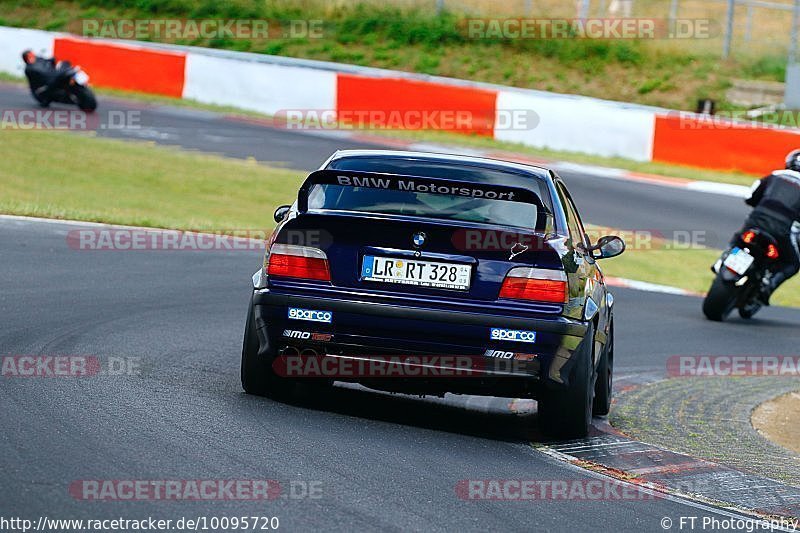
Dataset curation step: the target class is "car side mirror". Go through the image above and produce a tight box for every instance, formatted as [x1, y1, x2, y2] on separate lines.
[274, 205, 291, 223]
[590, 235, 625, 260]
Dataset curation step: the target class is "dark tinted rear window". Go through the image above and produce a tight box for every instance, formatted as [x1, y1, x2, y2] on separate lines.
[324, 157, 554, 231]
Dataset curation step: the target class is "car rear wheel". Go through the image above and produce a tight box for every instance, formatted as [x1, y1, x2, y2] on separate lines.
[538, 323, 594, 439]
[592, 321, 613, 417]
[241, 296, 293, 398]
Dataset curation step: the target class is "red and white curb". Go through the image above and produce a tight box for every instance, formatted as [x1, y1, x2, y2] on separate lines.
[605, 276, 704, 297]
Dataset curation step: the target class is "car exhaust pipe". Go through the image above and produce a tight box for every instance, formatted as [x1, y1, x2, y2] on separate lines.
[282, 346, 300, 357]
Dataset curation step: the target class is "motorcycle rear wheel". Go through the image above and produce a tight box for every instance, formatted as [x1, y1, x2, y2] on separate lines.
[72, 85, 97, 112]
[703, 276, 737, 322]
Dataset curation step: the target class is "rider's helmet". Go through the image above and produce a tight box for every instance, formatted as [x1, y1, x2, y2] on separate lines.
[21, 50, 36, 64]
[785, 149, 800, 172]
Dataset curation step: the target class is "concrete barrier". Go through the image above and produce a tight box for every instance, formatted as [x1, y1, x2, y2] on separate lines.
[183, 52, 336, 115]
[653, 113, 800, 175]
[495, 89, 656, 162]
[0, 27, 54, 78]
[53, 36, 186, 97]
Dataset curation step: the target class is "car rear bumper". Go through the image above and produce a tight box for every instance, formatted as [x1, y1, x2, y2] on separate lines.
[252, 287, 591, 397]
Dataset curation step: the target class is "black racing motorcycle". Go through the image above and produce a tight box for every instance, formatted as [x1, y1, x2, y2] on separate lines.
[26, 60, 97, 112]
[702, 228, 781, 321]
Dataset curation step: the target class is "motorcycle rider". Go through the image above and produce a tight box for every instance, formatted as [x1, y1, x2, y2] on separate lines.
[742, 150, 800, 306]
[22, 49, 67, 107]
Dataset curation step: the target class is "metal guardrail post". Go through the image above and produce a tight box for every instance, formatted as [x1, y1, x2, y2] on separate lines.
[578, 0, 590, 19]
[745, 1, 753, 42]
[784, 0, 800, 108]
[791, 0, 800, 64]
[723, 0, 735, 58]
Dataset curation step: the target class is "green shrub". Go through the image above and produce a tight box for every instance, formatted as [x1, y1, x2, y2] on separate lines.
[414, 53, 441, 74]
[742, 56, 786, 82]
[638, 78, 662, 94]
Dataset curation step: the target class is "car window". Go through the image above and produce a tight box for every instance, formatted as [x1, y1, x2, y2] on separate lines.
[308, 183, 551, 231]
[556, 183, 589, 249]
[319, 157, 556, 232]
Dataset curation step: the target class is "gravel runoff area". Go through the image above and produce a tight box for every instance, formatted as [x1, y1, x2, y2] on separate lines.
[610, 377, 800, 487]
[752, 391, 800, 456]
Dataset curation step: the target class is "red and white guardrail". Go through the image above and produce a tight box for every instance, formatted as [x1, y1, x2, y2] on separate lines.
[2, 25, 798, 176]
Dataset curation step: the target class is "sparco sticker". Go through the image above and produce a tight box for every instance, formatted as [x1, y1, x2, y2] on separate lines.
[490, 328, 537, 343]
[288, 307, 333, 323]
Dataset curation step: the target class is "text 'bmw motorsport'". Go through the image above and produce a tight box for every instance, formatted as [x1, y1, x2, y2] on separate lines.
[336, 175, 516, 200]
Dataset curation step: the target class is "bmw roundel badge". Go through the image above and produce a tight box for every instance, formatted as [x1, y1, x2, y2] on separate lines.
[412, 231, 427, 248]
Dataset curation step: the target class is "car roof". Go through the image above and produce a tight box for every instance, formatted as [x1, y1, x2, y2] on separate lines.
[327, 150, 554, 181]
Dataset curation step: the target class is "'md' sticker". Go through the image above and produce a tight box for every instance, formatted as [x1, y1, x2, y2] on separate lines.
[490, 328, 536, 343]
[288, 307, 333, 323]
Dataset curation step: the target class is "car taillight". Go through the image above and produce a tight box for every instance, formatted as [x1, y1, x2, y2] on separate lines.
[767, 244, 780, 260]
[266, 244, 330, 281]
[742, 231, 756, 244]
[499, 267, 568, 303]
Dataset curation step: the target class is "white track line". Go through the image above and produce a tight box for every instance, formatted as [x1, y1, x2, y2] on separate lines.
[605, 276, 703, 297]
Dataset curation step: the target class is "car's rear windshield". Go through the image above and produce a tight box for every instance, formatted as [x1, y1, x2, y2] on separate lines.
[315, 157, 554, 231]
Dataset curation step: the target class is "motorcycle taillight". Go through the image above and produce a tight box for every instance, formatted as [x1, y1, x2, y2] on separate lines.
[767, 244, 780, 260]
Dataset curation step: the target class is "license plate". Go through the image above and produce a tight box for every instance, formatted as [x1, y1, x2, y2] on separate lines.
[73, 71, 89, 86]
[361, 255, 472, 290]
[724, 247, 754, 275]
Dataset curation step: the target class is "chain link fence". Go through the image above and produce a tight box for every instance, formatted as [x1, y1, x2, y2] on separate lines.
[348, 0, 798, 61]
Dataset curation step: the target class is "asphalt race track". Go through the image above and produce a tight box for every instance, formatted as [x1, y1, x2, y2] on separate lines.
[2, 84, 800, 531]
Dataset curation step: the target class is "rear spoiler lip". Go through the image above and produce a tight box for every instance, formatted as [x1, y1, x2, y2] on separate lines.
[297, 169, 549, 213]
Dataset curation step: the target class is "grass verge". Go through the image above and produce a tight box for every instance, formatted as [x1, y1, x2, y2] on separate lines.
[2, 128, 796, 307]
[0, 129, 304, 229]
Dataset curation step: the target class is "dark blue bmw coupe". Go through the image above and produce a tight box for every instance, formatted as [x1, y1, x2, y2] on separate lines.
[242, 150, 624, 438]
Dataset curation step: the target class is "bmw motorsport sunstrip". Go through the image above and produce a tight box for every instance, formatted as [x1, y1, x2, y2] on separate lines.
[242, 150, 625, 438]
